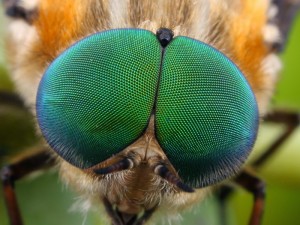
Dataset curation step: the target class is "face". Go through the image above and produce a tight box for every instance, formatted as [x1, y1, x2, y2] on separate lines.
[1, 0, 286, 224]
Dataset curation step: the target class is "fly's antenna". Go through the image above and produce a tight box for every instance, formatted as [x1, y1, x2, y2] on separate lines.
[153, 164, 194, 193]
[94, 158, 134, 175]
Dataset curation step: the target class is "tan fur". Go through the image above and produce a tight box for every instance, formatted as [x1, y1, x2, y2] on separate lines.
[4, 0, 282, 223]
[5, 0, 281, 113]
[60, 117, 208, 218]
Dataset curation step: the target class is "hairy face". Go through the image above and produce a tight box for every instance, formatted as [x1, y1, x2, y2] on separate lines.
[3, 0, 284, 224]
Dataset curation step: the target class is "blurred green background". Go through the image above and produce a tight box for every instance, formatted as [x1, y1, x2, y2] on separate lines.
[0, 5, 300, 225]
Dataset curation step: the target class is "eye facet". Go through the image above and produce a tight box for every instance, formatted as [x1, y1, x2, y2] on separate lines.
[36, 29, 161, 168]
[155, 36, 258, 188]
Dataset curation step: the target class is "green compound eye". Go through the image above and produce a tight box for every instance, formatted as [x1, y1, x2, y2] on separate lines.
[37, 29, 161, 168]
[156, 37, 258, 187]
[37, 28, 258, 188]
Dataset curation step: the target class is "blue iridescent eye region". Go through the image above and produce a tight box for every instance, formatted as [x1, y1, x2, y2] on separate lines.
[37, 29, 161, 168]
[36, 28, 258, 188]
[156, 36, 258, 187]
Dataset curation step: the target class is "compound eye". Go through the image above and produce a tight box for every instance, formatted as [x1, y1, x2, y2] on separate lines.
[36, 29, 161, 168]
[155, 37, 259, 188]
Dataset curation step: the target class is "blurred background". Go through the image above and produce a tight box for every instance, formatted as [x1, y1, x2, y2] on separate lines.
[0, 4, 300, 225]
